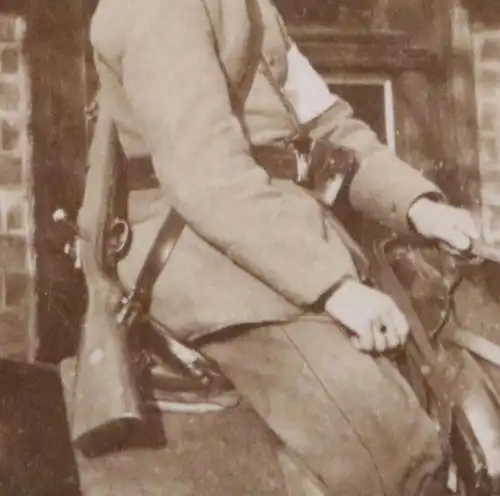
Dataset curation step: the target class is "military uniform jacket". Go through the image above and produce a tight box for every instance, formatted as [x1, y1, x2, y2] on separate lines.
[85, 0, 441, 339]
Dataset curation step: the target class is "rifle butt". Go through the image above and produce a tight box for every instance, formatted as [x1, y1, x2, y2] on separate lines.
[66, 297, 145, 456]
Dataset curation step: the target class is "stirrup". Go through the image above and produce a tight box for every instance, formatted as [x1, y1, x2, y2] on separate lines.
[137, 350, 240, 414]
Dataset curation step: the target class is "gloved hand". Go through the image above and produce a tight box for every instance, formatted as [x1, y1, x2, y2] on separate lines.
[407, 197, 480, 251]
[325, 198, 480, 354]
[325, 279, 409, 353]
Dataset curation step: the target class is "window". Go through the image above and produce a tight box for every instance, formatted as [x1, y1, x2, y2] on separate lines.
[323, 74, 396, 244]
[326, 74, 396, 152]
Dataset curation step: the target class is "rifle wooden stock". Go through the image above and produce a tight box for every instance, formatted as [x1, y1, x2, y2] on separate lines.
[70, 276, 144, 454]
[63, 108, 145, 454]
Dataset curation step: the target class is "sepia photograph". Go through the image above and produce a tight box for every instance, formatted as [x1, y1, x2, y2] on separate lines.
[1, 0, 500, 494]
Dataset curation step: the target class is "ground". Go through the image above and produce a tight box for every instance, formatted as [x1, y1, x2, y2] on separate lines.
[0, 360, 287, 496]
[56, 354, 289, 496]
[75, 405, 287, 496]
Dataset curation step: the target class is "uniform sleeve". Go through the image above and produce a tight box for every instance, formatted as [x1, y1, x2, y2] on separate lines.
[276, 41, 442, 233]
[306, 98, 443, 232]
[121, 0, 358, 306]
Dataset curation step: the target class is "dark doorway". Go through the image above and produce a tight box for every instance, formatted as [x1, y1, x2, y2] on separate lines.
[28, 0, 96, 363]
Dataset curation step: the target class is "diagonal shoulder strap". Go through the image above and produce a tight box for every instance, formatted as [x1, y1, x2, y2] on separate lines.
[123, 208, 185, 310]
[445, 329, 500, 369]
[130, 0, 264, 305]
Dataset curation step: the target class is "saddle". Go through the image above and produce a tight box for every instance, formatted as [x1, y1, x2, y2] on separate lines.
[374, 235, 500, 495]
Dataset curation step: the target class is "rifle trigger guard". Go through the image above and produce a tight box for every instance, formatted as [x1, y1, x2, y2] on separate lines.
[107, 217, 131, 260]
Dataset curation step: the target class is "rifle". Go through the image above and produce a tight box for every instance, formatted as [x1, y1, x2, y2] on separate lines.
[62, 109, 144, 454]
[60, 105, 226, 456]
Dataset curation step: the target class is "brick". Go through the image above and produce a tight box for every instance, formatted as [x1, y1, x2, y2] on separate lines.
[6, 203, 24, 232]
[480, 136, 499, 164]
[0, 235, 27, 272]
[481, 187, 500, 207]
[1, 120, 19, 151]
[0, 81, 19, 112]
[480, 107, 499, 132]
[0, 310, 27, 360]
[0, 16, 16, 42]
[483, 209, 500, 243]
[0, 154, 22, 185]
[5, 198, 24, 233]
[0, 269, 5, 306]
[481, 37, 500, 61]
[485, 202, 500, 215]
[478, 68, 500, 92]
[1, 46, 19, 74]
[5, 272, 28, 307]
[481, 167, 500, 184]
[484, 206, 500, 229]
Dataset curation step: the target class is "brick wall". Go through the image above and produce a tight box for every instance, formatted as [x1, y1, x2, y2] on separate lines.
[0, 13, 36, 360]
[472, 19, 500, 243]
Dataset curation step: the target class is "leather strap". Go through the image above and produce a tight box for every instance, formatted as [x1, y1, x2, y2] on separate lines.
[126, 146, 299, 192]
[373, 238, 459, 440]
[126, 0, 264, 300]
[125, 208, 185, 309]
[324, 213, 371, 283]
[251, 145, 301, 181]
[126, 144, 304, 191]
[446, 329, 500, 369]
[374, 240, 449, 377]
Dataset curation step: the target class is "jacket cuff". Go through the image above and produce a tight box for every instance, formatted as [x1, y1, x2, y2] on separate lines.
[406, 192, 447, 233]
[310, 274, 356, 313]
[306, 100, 445, 234]
[348, 148, 445, 234]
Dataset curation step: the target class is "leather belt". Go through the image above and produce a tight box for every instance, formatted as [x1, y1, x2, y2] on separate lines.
[251, 143, 307, 183]
[125, 141, 309, 192]
[125, 143, 369, 284]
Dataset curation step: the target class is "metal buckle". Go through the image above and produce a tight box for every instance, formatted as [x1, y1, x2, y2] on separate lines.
[293, 148, 309, 182]
[287, 135, 312, 184]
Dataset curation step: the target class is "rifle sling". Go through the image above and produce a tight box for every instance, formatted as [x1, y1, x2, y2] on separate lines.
[126, 208, 185, 308]
[121, 0, 266, 309]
